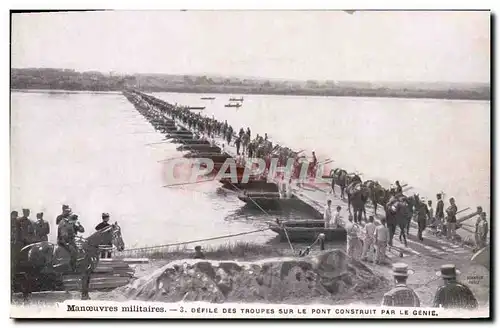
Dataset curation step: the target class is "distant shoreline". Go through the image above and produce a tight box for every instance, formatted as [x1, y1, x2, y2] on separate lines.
[10, 86, 490, 101]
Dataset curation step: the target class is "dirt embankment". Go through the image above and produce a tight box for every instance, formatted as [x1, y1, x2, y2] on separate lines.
[109, 250, 388, 305]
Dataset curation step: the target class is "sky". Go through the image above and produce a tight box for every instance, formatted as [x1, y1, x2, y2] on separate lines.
[11, 10, 490, 83]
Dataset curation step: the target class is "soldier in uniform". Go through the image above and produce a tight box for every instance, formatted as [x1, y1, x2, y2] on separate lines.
[433, 264, 478, 309]
[56, 205, 72, 225]
[395, 180, 403, 194]
[381, 263, 420, 307]
[17, 208, 35, 248]
[33, 212, 50, 242]
[435, 193, 445, 234]
[416, 198, 429, 241]
[474, 212, 489, 251]
[57, 213, 85, 272]
[95, 213, 112, 258]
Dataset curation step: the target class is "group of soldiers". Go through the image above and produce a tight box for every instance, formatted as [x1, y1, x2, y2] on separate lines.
[11, 204, 114, 272]
[140, 97, 317, 179]
[382, 262, 479, 309]
[323, 187, 489, 267]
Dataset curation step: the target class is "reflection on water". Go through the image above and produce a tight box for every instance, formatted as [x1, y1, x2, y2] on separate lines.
[10, 91, 490, 248]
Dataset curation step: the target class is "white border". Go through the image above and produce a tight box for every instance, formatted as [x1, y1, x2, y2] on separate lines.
[1, 1, 496, 327]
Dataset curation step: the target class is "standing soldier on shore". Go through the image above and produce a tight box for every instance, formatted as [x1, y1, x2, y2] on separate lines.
[474, 212, 489, 251]
[345, 214, 360, 259]
[381, 263, 420, 307]
[416, 198, 429, 241]
[446, 198, 458, 240]
[95, 213, 112, 258]
[17, 208, 34, 248]
[374, 218, 390, 265]
[33, 212, 50, 242]
[323, 200, 333, 228]
[433, 264, 478, 309]
[361, 216, 376, 262]
[435, 194, 445, 234]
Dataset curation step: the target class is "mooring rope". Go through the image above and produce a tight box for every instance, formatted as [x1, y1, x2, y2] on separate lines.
[119, 227, 271, 254]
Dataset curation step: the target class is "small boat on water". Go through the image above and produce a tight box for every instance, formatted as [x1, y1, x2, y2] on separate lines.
[237, 190, 299, 209]
[165, 133, 195, 140]
[177, 144, 221, 152]
[201, 97, 216, 100]
[184, 152, 231, 159]
[224, 103, 242, 108]
[186, 106, 206, 110]
[177, 139, 211, 145]
[268, 220, 347, 243]
[229, 97, 243, 102]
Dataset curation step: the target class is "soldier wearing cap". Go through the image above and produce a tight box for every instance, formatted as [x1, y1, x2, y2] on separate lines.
[33, 212, 50, 242]
[381, 263, 420, 307]
[96, 213, 112, 258]
[57, 213, 84, 271]
[474, 212, 488, 251]
[416, 197, 429, 241]
[56, 204, 72, 225]
[433, 264, 478, 309]
[17, 208, 35, 248]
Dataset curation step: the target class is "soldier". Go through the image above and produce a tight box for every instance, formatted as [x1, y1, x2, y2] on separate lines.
[58, 213, 85, 272]
[381, 263, 420, 307]
[95, 213, 112, 258]
[323, 200, 333, 228]
[362, 216, 376, 262]
[56, 204, 72, 225]
[435, 194, 445, 233]
[474, 212, 488, 251]
[395, 181, 403, 194]
[11, 211, 19, 246]
[17, 208, 34, 248]
[416, 198, 429, 241]
[446, 198, 458, 240]
[345, 214, 360, 259]
[33, 212, 50, 242]
[374, 218, 390, 265]
[433, 264, 478, 309]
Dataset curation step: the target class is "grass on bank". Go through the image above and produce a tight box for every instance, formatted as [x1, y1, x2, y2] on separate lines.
[115, 242, 289, 261]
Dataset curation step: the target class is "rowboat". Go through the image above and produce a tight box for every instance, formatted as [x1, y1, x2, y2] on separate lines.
[237, 190, 299, 208]
[177, 144, 221, 152]
[268, 220, 347, 243]
[225, 103, 242, 108]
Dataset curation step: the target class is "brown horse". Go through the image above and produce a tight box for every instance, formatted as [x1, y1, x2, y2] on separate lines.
[14, 222, 124, 301]
[346, 181, 369, 223]
[363, 180, 392, 216]
[330, 168, 352, 199]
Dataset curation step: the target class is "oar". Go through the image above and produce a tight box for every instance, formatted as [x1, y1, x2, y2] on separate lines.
[146, 140, 171, 146]
[457, 207, 471, 216]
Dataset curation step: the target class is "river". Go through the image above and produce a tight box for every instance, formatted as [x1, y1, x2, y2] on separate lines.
[10, 90, 490, 248]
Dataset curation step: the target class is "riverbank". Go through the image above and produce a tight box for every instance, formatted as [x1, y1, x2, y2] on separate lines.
[11, 85, 490, 101]
[106, 243, 489, 307]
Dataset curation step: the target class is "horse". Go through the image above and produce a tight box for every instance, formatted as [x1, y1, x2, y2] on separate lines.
[14, 222, 125, 301]
[385, 196, 412, 247]
[330, 168, 349, 199]
[363, 180, 391, 216]
[346, 181, 369, 223]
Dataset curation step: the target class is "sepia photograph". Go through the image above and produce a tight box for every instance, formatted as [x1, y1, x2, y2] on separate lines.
[9, 8, 491, 319]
